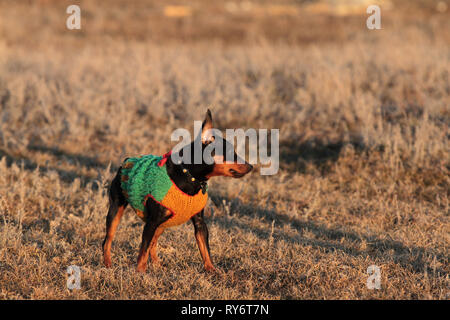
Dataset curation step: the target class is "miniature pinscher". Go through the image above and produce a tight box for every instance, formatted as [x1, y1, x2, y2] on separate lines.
[102, 110, 252, 272]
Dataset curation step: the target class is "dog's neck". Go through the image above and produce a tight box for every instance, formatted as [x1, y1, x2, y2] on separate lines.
[166, 157, 208, 196]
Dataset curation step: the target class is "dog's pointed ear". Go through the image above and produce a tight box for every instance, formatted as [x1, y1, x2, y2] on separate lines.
[201, 109, 214, 144]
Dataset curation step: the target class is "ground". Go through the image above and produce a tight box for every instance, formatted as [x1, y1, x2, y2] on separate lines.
[0, 0, 448, 299]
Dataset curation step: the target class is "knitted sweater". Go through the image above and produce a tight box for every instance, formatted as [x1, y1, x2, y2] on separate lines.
[120, 154, 208, 228]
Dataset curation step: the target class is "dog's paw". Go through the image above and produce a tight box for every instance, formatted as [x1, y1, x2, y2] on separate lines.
[136, 265, 147, 273]
[104, 258, 112, 268]
[204, 264, 217, 273]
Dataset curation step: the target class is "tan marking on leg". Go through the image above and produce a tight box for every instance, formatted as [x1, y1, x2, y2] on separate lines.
[149, 227, 165, 265]
[103, 206, 125, 268]
[136, 226, 165, 272]
[195, 232, 215, 272]
[136, 246, 149, 273]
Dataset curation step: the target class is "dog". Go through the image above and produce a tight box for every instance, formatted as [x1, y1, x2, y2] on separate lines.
[102, 109, 253, 272]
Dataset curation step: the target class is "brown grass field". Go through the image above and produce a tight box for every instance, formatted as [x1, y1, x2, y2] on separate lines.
[0, 0, 449, 299]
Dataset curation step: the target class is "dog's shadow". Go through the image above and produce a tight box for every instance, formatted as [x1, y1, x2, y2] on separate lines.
[279, 135, 368, 174]
[209, 194, 448, 278]
[0, 144, 114, 189]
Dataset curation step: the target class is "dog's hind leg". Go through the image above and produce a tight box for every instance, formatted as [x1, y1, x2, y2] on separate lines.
[102, 168, 128, 268]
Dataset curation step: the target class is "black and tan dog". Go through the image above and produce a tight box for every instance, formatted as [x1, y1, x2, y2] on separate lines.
[102, 110, 252, 272]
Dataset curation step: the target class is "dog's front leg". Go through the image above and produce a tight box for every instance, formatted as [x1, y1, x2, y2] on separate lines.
[191, 211, 216, 272]
[136, 201, 171, 273]
[136, 221, 160, 273]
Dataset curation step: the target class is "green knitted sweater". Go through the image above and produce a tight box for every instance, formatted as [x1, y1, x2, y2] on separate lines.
[120, 155, 172, 212]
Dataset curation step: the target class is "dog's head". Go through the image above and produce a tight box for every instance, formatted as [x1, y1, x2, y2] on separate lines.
[176, 109, 253, 180]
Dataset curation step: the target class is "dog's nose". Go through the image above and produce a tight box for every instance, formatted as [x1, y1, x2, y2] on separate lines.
[246, 163, 253, 172]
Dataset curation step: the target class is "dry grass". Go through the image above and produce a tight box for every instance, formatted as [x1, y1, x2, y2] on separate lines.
[0, 0, 449, 299]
